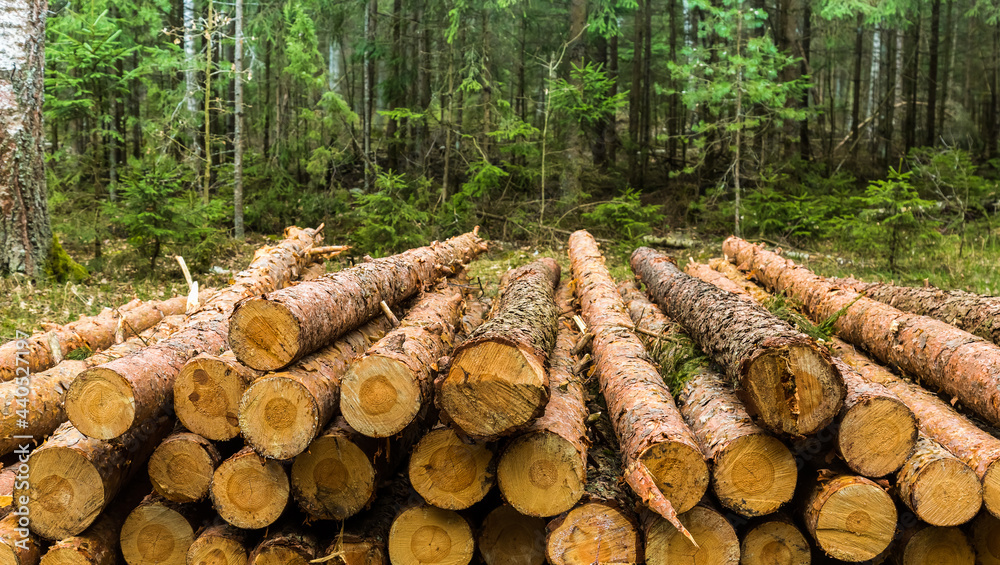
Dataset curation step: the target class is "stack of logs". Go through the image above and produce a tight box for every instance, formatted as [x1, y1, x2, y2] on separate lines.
[2, 227, 1000, 565]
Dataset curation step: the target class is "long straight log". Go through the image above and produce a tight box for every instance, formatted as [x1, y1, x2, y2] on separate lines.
[724, 236, 1000, 431]
[803, 473, 897, 561]
[66, 226, 323, 440]
[568, 231, 708, 520]
[228, 230, 486, 371]
[896, 433, 982, 526]
[174, 350, 263, 441]
[438, 258, 560, 440]
[631, 247, 845, 436]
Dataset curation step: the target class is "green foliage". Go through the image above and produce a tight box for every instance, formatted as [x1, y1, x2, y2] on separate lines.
[582, 188, 664, 240]
[349, 171, 432, 256]
[549, 62, 629, 130]
[44, 235, 89, 283]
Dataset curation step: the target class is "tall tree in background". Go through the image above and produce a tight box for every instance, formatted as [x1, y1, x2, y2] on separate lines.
[0, 0, 53, 276]
[234, 0, 245, 238]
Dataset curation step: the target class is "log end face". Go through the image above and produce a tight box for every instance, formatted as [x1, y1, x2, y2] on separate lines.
[478, 505, 546, 565]
[388, 505, 474, 565]
[972, 511, 1000, 565]
[39, 547, 91, 565]
[984, 462, 1000, 520]
[253, 547, 310, 565]
[341, 356, 421, 438]
[229, 299, 301, 372]
[187, 535, 248, 565]
[838, 397, 918, 477]
[65, 367, 136, 440]
[813, 481, 897, 561]
[211, 454, 289, 530]
[119, 503, 195, 565]
[638, 441, 710, 515]
[408, 428, 494, 511]
[24, 447, 104, 540]
[239, 377, 319, 461]
[739, 521, 811, 565]
[545, 502, 640, 565]
[911, 460, 983, 526]
[497, 432, 585, 518]
[148, 439, 215, 503]
[714, 434, 797, 517]
[174, 358, 244, 441]
[644, 506, 740, 565]
[903, 527, 975, 565]
[290, 434, 375, 521]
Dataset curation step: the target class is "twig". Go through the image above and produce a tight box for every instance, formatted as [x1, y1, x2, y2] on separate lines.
[380, 301, 400, 328]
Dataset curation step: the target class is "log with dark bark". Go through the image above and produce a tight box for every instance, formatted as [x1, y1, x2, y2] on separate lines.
[738, 516, 812, 565]
[247, 525, 318, 565]
[568, 231, 708, 520]
[724, 236, 1000, 433]
[388, 504, 475, 565]
[631, 248, 845, 436]
[147, 431, 221, 503]
[896, 433, 982, 526]
[174, 350, 263, 442]
[497, 281, 587, 518]
[438, 258, 560, 440]
[228, 230, 486, 371]
[341, 280, 466, 438]
[186, 520, 249, 565]
[1, 315, 186, 458]
[66, 226, 323, 440]
[478, 504, 546, 565]
[831, 276, 1000, 346]
[407, 424, 495, 510]
[971, 511, 1000, 565]
[891, 524, 975, 565]
[643, 504, 740, 565]
[238, 317, 391, 460]
[17, 415, 173, 540]
[119, 493, 206, 565]
[802, 472, 897, 561]
[0, 513, 40, 565]
[210, 446, 289, 530]
[290, 415, 420, 520]
[834, 339, 1000, 519]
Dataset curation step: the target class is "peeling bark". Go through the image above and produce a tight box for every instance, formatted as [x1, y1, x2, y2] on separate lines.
[803, 473, 896, 561]
[897, 434, 982, 526]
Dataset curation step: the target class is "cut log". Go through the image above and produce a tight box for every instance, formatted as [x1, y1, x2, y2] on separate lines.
[290, 415, 420, 520]
[247, 526, 318, 565]
[802, 473, 897, 562]
[738, 517, 811, 565]
[830, 276, 1000, 346]
[408, 425, 495, 510]
[620, 278, 796, 518]
[186, 521, 248, 565]
[696, 259, 918, 477]
[228, 230, 486, 371]
[148, 431, 221, 503]
[313, 471, 411, 565]
[631, 247, 845, 436]
[119, 493, 205, 565]
[893, 525, 974, 565]
[210, 446, 289, 530]
[497, 280, 587, 518]
[438, 258, 560, 440]
[341, 281, 466, 438]
[17, 415, 173, 540]
[1, 315, 186, 457]
[238, 317, 391, 460]
[723, 236, 1000, 431]
[388, 504, 474, 565]
[66, 226, 323, 440]
[643, 504, 740, 565]
[896, 433, 982, 526]
[478, 504, 546, 565]
[0, 513, 40, 565]
[545, 500, 642, 565]
[971, 511, 1000, 565]
[568, 231, 708, 517]
[684, 260, 757, 302]
[0, 467, 14, 521]
[174, 351, 263, 442]
[833, 340, 1000, 518]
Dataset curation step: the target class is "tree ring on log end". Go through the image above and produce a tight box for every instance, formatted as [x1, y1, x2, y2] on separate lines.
[497, 431, 585, 518]
[638, 441, 709, 514]
[909, 459, 983, 526]
[39, 547, 95, 565]
[838, 396, 917, 477]
[478, 505, 546, 565]
[814, 482, 895, 561]
[983, 461, 1000, 519]
[211, 452, 289, 529]
[409, 427, 494, 510]
[254, 547, 311, 565]
[972, 512, 1000, 564]
[714, 433, 796, 517]
[148, 440, 215, 503]
[239, 377, 319, 460]
[175, 357, 247, 441]
[341, 356, 420, 437]
[120, 503, 195, 565]
[291, 434, 375, 520]
[229, 299, 301, 371]
[644, 506, 740, 565]
[389, 505, 474, 565]
[903, 526, 975, 565]
[65, 367, 136, 440]
[740, 521, 810, 565]
[545, 502, 640, 565]
[26, 447, 104, 539]
[187, 534, 247, 565]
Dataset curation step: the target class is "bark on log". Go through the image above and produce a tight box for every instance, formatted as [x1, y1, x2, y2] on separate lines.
[210, 446, 289, 530]
[684, 261, 756, 302]
[632, 247, 845, 436]
[834, 339, 1000, 518]
[698, 258, 919, 477]
[186, 520, 248, 565]
[238, 317, 391, 460]
[228, 230, 486, 371]
[17, 415, 173, 540]
[723, 236, 1000, 432]
[407, 424, 495, 510]
[119, 493, 206, 565]
[971, 511, 1000, 565]
[148, 431, 221, 503]
[247, 526, 318, 565]
[643, 504, 740, 565]
[478, 504, 546, 565]
[497, 281, 588, 518]
[174, 350, 263, 442]
[802, 473, 897, 561]
[66, 226, 323, 440]
[896, 433, 982, 526]
[438, 258, 560, 440]
[341, 281, 465, 438]
[568, 231, 708, 518]
[1, 315, 186, 457]
[620, 278, 797, 518]
[892, 525, 975, 565]
[388, 504, 475, 565]
[0, 467, 14, 521]
[831, 276, 1000, 346]
[545, 500, 642, 565]
[738, 516, 812, 565]
[0, 513, 40, 565]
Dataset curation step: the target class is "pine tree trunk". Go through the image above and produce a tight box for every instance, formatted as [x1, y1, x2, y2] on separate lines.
[850, 14, 864, 151]
[173, 350, 264, 441]
[926, 0, 941, 146]
[803, 473, 897, 561]
[233, 0, 245, 238]
[210, 446, 289, 529]
[903, 14, 921, 152]
[0, 0, 52, 276]
[407, 424, 496, 510]
[147, 431, 222, 503]
[643, 504, 740, 565]
[937, 0, 955, 138]
[882, 27, 898, 169]
[896, 433, 982, 526]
